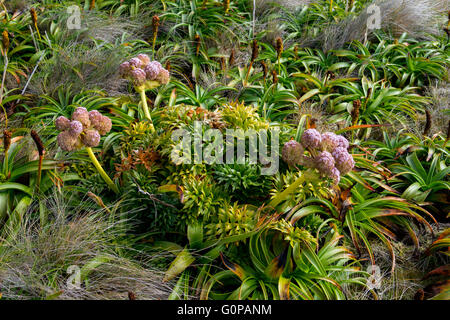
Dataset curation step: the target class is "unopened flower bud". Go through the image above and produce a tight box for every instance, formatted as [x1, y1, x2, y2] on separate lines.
[129, 57, 143, 68]
[282, 140, 304, 166]
[321, 132, 340, 151]
[72, 107, 91, 128]
[82, 129, 101, 147]
[336, 135, 349, 149]
[315, 151, 335, 175]
[69, 120, 83, 136]
[55, 116, 70, 131]
[144, 61, 162, 80]
[137, 54, 150, 66]
[301, 128, 322, 149]
[131, 68, 146, 86]
[57, 131, 78, 151]
[119, 61, 131, 77]
[97, 116, 112, 135]
[331, 147, 354, 175]
[89, 110, 103, 128]
[156, 68, 170, 84]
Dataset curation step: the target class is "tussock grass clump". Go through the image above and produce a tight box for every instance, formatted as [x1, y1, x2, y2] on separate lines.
[305, 0, 448, 51]
[0, 193, 173, 300]
[27, 9, 150, 96]
[29, 44, 130, 96]
[424, 79, 450, 135]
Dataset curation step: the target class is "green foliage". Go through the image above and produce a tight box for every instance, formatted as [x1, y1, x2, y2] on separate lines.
[1, 0, 448, 301]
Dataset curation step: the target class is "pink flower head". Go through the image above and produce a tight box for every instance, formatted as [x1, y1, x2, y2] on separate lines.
[97, 116, 112, 135]
[89, 110, 112, 135]
[315, 151, 335, 175]
[137, 54, 151, 66]
[69, 120, 83, 136]
[156, 68, 170, 85]
[331, 147, 355, 175]
[57, 131, 78, 151]
[336, 135, 349, 149]
[301, 129, 321, 149]
[129, 57, 143, 68]
[119, 61, 131, 77]
[55, 116, 70, 131]
[89, 110, 103, 129]
[72, 107, 91, 128]
[144, 61, 162, 80]
[131, 68, 147, 86]
[82, 129, 101, 147]
[321, 132, 340, 151]
[282, 140, 304, 166]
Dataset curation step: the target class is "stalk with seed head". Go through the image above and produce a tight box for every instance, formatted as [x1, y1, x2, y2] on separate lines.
[272, 70, 278, 85]
[194, 34, 201, 56]
[30, 8, 41, 40]
[351, 100, 361, 126]
[224, 0, 230, 14]
[229, 49, 235, 67]
[275, 37, 283, 75]
[30, 130, 44, 194]
[0, 31, 9, 106]
[244, 40, 258, 86]
[152, 15, 160, 60]
[220, 57, 226, 72]
[348, 0, 354, 12]
[261, 61, 268, 84]
[3, 130, 11, 176]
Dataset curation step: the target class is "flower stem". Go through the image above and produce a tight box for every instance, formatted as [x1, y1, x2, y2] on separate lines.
[86, 147, 119, 194]
[138, 88, 155, 131]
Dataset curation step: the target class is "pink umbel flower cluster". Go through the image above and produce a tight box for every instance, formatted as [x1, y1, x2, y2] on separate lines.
[281, 139, 304, 167]
[119, 54, 170, 88]
[281, 129, 355, 185]
[56, 107, 112, 151]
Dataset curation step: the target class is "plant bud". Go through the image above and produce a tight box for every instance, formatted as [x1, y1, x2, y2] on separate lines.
[321, 132, 340, 151]
[69, 120, 83, 136]
[137, 53, 150, 66]
[301, 128, 322, 149]
[82, 129, 101, 147]
[315, 151, 335, 175]
[336, 135, 349, 149]
[55, 116, 70, 131]
[119, 61, 131, 77]
[57, 131, 78, 151]
[129, 57, 143, 68]
[131, 68, 147, 86]
[97, 116, 112, 135]
[156, 68, 170, 85]
[72, 107, 91, 128]
[282, 139, 304, 166]
[331, 147, 355, 175]
[144, 61, 162, 80]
